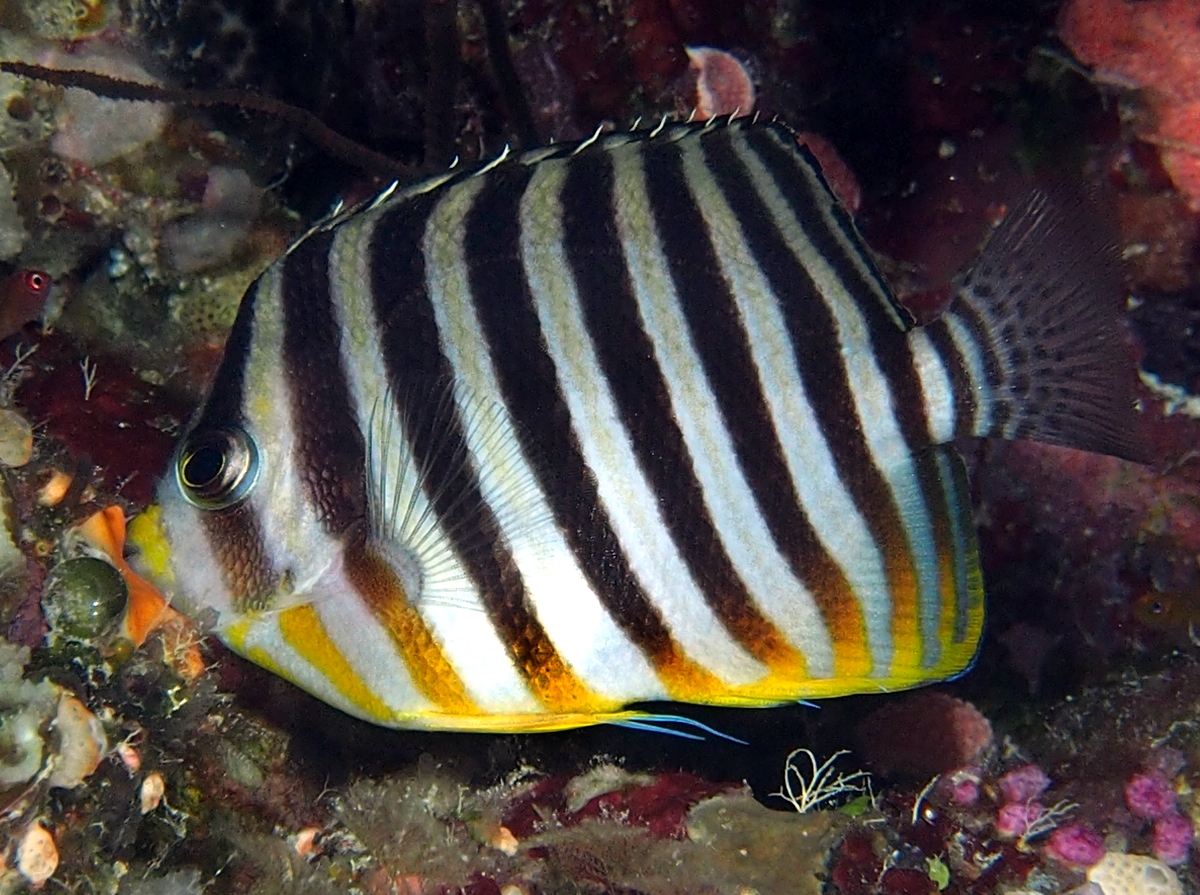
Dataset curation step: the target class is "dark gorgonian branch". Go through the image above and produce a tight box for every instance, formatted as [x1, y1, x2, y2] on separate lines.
[0, 59, 415, 180]
[423, 0, 462, 170]
[477, 0, 539, 149]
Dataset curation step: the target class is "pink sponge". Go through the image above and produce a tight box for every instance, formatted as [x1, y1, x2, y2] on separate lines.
[856, 692, 994, 779]
[1153, 812, 1194, 865]
[996, 801, 1044, 838]
[941, 768, 982, 806]
[1124, 771, 1177, 820]
[1046, 824, 1106, 867]
[999, 764, 1051, 804]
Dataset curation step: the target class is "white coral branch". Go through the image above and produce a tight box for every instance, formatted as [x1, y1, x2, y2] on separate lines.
[1018, 799, 1078, 849]
[772, 748, 871, 814]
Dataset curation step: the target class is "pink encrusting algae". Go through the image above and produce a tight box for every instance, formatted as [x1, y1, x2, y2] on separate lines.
[1060, 0, 1200, 208]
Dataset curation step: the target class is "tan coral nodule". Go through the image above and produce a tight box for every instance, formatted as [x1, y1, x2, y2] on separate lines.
[0, 408, 33, 467]
[16, 822, 57, 886]
[1088, 851, 1182, 895]
[36, 469, 73, 507]
[48, 694, 107, 788]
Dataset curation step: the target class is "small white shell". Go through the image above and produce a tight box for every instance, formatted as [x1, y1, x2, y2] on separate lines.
[139, 771, 165, 814]
[116, 741, 141, 773]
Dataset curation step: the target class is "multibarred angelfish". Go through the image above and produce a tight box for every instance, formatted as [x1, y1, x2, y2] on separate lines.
[132, 118, 1144, 733]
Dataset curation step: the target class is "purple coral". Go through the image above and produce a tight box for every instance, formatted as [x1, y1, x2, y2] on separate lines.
[1152, 812, 1194, 865]
[1124, 771, 1177, 819]
[1046, 824, 1105, 867]
[999, 764, 1051, 804]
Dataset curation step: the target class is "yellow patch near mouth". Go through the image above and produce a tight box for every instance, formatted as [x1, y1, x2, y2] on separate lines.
[127, 505, 176, 585]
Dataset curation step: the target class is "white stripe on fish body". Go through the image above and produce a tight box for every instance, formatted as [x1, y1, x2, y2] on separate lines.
[943, 309, 996, 436]
[908, 328, 958, 445]
[608, 141, 836, 678]
[725, 130, 944, 673]
[153, 478, 229, 615]
[304, 568, 438, 717]
[517, 155, 767, 687]
[673, 135, 895, 675]
[324, 207, 544, 715]
[421, 164, 666, 702]
[237, 265, 343, 611]
[231, 611, 376, 715]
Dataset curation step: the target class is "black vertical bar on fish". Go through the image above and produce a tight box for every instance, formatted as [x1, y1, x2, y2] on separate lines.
[190, 277, 281, 609]
[922, 318, 979, 441]
[279, 229, 369, 535]
[368, 189, 575, 698]
[195, 278, 259, 430]
[461, 161, 693, 678]
[946, 298, 1011, 434]
[559, 145, 799, 670]
[934, 446, 979, 644]
[637, 137, 870, 669]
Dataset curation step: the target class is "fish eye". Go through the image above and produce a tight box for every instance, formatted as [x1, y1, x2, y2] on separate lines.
[176, 427, 259, 509]
[22, 270, 50, 296]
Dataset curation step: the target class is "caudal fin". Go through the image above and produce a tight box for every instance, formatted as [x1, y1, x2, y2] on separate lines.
[929, 188, 1148, 463]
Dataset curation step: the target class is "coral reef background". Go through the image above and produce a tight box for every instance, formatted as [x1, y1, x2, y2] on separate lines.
[0, 0, 1198, 892]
